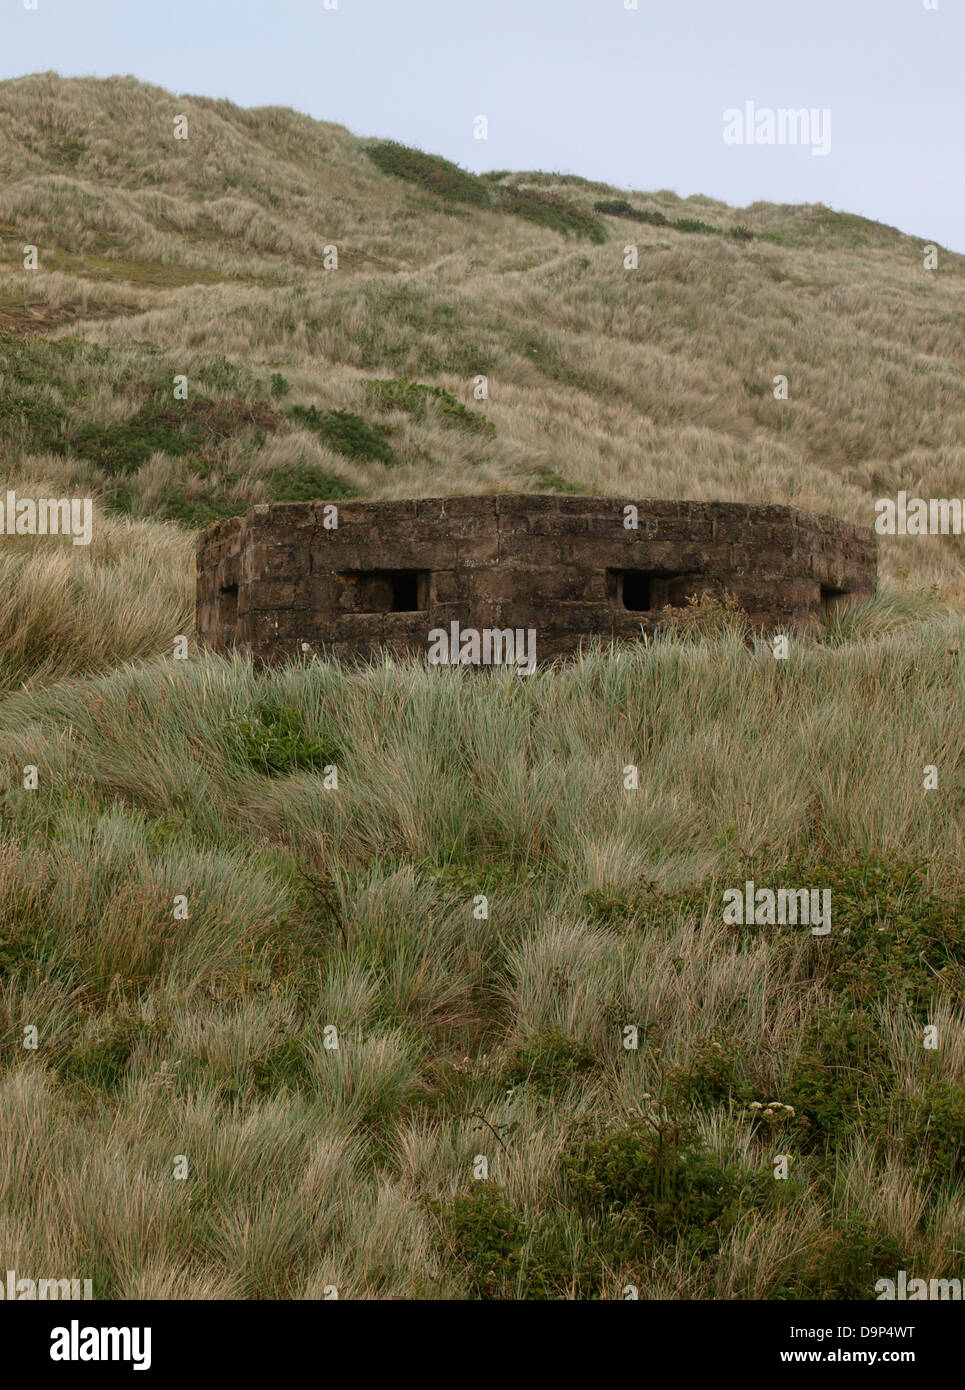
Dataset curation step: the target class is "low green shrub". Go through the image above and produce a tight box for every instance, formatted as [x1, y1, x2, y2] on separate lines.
[249, 1036, 314, 1096]
[266, 463, 361, 502]
[528, 466, 584, 494]
[594, 200, 667, 226]
[363, 377, 494, 436]
[784, 1007, 893, 1148]
[365, 141, 490, 207]
[564, 1113, 763, 1245]
[672, 217, 715, 235]
[666, 1041, 738, 1109]
[593, 202, 754, 240]
[501, 1030, 597, 1096]
[432, 1188, 591, 1299]
[287, 404, 396, 465]
[895, 1080, 965, 1180]
[581, 886, 647, 926]
[774, 1216, 907, 1300]
[59, 394, 281, 475]
[800, 857, 965, 1017]
[155, 484, 247, 530]
[496, 186, 606, 243]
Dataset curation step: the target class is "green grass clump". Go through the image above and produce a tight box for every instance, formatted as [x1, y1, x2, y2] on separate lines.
[248, 1037, 315, 1097]
[528, 465, 584, 494]
[0, 389, 66, 452]
[287, 404, 396, 465]
[363, 377, 494, 436]
[57, 1015, 146, 1092]
[365, 141, 491, 207]
[0, 332, 100, 451]
[227, 701, 338, 775]
[0, 327, 111, 391]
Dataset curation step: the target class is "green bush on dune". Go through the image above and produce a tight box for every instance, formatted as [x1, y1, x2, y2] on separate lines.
[365, 140, 491, 207]
[286, 403, 397, 465]
[366, 140, 607, 242]
[363, 377, 494, 436]
[493, 185, 607, 243]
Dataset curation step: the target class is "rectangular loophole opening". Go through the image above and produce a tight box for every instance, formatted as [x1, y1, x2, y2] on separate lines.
[218, 583, 238, 628]
[352, 571, 429, 613]
[621, 571, 653, 611]
[612, 570, 701, 612]
[821, 584, 848, 614]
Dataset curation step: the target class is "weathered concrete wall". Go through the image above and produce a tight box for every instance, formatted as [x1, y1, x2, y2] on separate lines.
[196, 494, 877, 665]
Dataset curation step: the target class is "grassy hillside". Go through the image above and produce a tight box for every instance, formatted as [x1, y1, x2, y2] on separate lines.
[0, 73, 963, 1300]
[3, 72, 964, 599]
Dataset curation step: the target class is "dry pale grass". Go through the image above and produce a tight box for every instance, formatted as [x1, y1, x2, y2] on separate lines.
[0, 496, 193, 688]
[0, 632, 960, 1298]
[0, 74, 961, 598]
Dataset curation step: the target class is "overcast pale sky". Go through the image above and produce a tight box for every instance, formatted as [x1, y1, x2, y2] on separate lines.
[2, 0, 961, 250]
